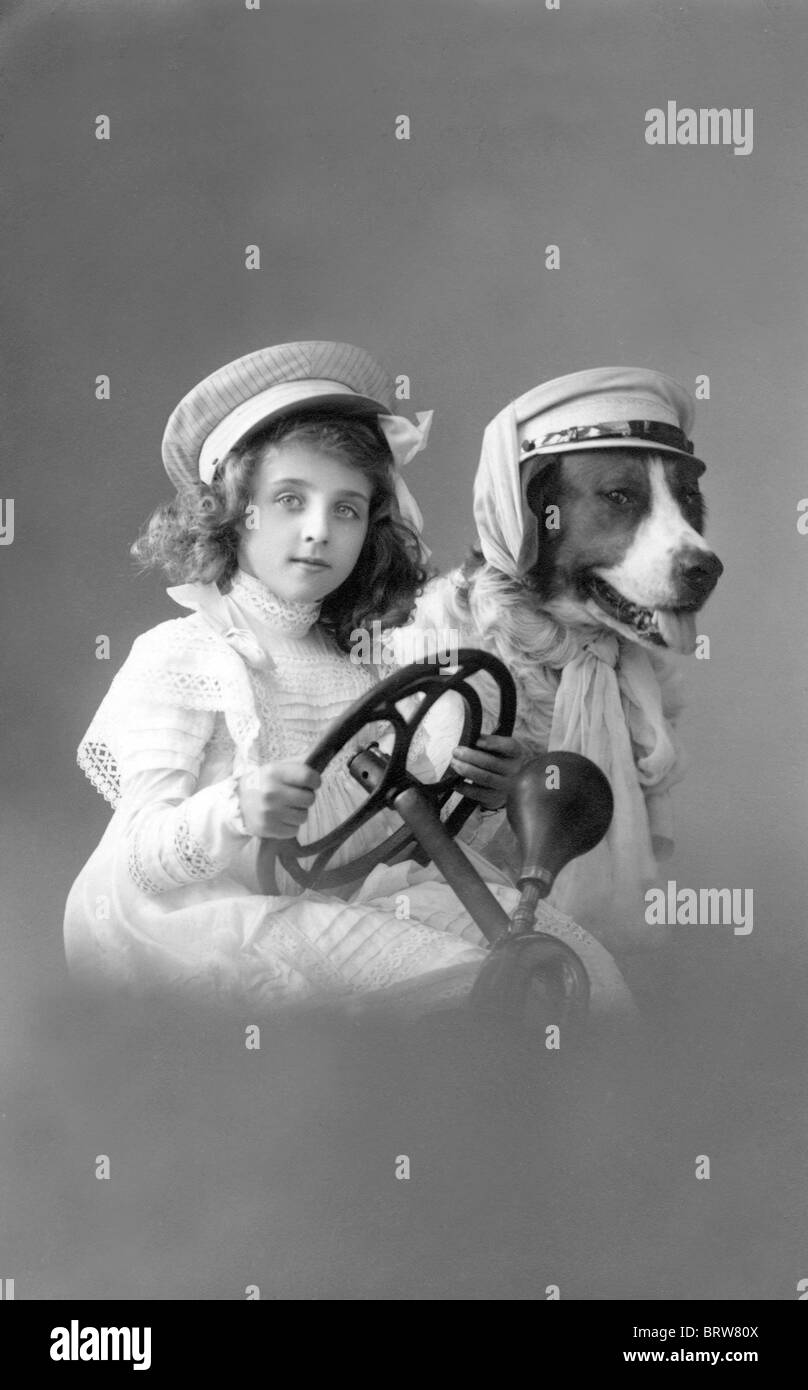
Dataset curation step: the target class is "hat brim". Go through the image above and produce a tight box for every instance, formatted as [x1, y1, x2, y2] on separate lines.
[520, 437, 705, 471]
[196, 382, 391, 485]
[238, 391, 389, 440]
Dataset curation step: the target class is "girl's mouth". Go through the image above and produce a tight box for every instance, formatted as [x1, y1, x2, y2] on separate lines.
[292, 558, 330, 569]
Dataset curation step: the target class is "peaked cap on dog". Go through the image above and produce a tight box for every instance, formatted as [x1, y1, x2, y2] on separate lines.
[474, 366, 703, 578]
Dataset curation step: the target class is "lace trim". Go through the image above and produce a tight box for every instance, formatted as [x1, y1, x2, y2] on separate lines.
[229, 569, 321, 635]
[353, 923, 454, 991]
[173, 819, 219, 880]
[247, 656, 383, 765]
[346, 960, 482, 1015]
[76, 616, 261, 807]
[78, 741, 121, 808]
[247, 670, 283, 763]
[260, 917, 345, 995]
[127, 835, 163, 896]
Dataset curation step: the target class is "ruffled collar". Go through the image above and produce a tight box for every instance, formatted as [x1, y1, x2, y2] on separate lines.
[227, 568, 322, 637]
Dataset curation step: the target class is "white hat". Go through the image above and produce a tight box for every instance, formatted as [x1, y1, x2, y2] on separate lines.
[160, 340, 432, 544]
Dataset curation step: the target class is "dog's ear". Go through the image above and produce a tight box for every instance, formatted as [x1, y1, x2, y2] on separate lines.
[524, 457, 563, 525]
[520, 458, 564, 596]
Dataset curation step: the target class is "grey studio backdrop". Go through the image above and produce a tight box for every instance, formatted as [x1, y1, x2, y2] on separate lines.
[2, 0, 807, 1300]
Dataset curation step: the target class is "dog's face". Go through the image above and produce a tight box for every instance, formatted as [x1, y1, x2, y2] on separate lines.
[524, 448, 723, 654]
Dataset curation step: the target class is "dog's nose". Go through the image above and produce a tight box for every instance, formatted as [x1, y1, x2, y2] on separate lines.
[677, 549, 724, 600]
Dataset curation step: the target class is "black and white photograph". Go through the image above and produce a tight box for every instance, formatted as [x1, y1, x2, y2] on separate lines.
[2, 0, 806, 1340]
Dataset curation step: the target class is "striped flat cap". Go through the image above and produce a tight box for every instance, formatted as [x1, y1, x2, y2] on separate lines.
[514, 367, 700, 467]
[162, 341, 396, 489]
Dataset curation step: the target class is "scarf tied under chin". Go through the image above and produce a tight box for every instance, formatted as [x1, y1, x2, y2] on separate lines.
[541, 629, 681, 947]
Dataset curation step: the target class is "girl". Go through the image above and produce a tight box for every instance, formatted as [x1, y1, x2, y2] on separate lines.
[64, 341, 633, 1016]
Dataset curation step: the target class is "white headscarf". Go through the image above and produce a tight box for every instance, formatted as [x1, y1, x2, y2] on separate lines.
[473, 392, 685, 951]
[474, 400, 536, 577]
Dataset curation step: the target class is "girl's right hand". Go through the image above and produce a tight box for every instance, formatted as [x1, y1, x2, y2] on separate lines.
[236, 761, 322, 839]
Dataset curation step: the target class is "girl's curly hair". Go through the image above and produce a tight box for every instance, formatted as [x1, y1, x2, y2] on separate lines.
[131, 411, 430, 652]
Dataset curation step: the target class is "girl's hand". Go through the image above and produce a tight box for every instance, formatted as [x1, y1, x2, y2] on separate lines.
[237, 761, 322, 839]
[449, 734, 526, 811]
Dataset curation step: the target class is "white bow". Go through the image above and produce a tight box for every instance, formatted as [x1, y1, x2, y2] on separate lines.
[377, 410, 433, 467]
[377, 411, 434, 560]
[166, 583, 274, 670]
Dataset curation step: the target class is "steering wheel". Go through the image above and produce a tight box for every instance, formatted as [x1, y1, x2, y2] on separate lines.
[271, 648, 516, 891]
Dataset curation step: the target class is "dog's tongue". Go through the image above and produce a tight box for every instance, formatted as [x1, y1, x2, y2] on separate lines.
[655, 609, 697, 654]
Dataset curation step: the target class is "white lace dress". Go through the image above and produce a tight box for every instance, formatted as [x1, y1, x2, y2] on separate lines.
[64, 569, 634, 1017]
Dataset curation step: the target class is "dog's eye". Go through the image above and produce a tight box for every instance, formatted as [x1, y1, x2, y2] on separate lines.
[603, 489, 632, 506]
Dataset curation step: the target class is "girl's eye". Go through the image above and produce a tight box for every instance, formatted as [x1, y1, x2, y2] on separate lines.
[275, 493, 302, 508]
[335, 503, 360, 519]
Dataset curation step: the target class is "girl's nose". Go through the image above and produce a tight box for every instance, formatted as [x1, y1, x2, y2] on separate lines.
[302, 506, 329, 544]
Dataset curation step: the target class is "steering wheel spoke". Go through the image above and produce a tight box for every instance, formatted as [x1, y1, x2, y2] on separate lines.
[276, 649, 516, 892]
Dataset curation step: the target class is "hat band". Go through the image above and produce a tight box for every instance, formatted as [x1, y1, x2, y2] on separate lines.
[520, 419, 694, 456]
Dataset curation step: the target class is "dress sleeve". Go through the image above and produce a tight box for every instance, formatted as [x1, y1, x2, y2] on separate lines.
[114, 700, 253, 895]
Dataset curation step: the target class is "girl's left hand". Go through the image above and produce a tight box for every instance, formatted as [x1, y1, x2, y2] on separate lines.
[449, 734, 526, 811]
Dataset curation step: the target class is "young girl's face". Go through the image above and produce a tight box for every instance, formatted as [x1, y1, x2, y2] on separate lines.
[237, 441, 373, 603]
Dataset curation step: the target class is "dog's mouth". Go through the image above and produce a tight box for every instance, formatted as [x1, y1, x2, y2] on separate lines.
[584, 576, 697, 653]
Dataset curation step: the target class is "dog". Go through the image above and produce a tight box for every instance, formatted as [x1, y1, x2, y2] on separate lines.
[482, 446, 721, 656]
[393, 368, 723, 951]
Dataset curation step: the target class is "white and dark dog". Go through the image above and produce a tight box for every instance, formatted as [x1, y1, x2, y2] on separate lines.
[505, 445, 721, 655]
[396, 368, 723, 950]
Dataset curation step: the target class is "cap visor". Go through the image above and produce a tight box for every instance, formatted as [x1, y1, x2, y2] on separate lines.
[520, 437, 704, 470]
